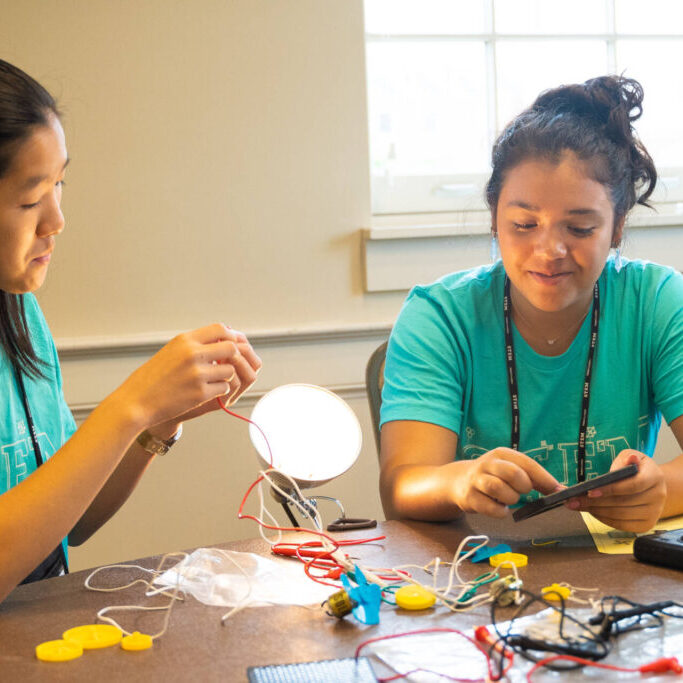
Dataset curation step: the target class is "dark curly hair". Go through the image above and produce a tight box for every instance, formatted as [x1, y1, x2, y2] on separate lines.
[485, 75, 657, 233]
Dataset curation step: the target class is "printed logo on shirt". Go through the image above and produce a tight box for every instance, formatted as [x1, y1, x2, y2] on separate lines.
[1, 438, 31, 489]
[0, 430, 55, 492]
[461, 428, 633, 500]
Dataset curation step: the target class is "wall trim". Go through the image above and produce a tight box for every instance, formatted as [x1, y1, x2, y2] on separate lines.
[69, 382, 369, 421]
[56, 323, 393, 360]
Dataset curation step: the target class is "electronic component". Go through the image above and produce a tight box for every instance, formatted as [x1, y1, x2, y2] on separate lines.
[513, 464, 638, 521]
[489, 576, 522, 606]
[324, 589, 356, 618]
[633, 529, 683, 571]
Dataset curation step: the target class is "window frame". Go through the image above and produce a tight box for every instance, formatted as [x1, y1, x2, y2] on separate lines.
[365, 0, 683, 219]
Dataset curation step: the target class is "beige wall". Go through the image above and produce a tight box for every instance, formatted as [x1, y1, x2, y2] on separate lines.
[3, 0, 397, 571]
[2, 1, 680, 571]
[4, 0, 398, 337]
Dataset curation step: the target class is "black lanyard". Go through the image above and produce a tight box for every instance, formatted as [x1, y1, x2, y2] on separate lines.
[15, 369, 69, 578]
[503, 276, 600, 483]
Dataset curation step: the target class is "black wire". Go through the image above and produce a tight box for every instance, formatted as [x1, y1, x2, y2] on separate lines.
[280, 501, 300, 528]
[662, 601, 683, 619]
[486, 587, 679, 678]
[490, 588, 610, 670]
[596, 595, 670, 636]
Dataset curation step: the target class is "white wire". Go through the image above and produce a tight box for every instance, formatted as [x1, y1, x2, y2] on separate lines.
[372, 535, 517, 614]
[84, 551, 188, 640]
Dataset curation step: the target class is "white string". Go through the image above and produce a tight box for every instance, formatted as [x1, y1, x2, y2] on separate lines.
[84, 551, 187, 640]
[376, 535, 521, 614]
[214, 548, 256, 624]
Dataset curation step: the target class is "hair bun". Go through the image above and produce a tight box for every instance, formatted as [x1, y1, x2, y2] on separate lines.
[486, 73, 657, 219]
[534, 75, 643, 144]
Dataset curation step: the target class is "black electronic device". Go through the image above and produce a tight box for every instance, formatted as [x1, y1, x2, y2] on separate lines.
[633, 529, 683, 571]
[512, 464, 639, 522]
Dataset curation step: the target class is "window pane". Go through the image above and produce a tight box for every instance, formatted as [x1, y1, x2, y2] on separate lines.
[366, 41, 489, 178]
[496, 40, 608, 129]
[617, 40, 683, 172]
[495, 0, 608, 34]
[364, 0, 487, 35]
[616, 0, 683, 34]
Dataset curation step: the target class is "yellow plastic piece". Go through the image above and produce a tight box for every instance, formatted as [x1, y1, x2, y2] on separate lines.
[63, 624, 123, 650]
[489, 552, 528, 568]
[542, 583, 571, 601]
[395, 584, 437, 610]
[36, 639, 83, 662]
[121, 631, 153, 651]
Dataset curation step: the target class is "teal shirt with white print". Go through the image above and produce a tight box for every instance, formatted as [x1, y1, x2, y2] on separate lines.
[0, 293, 77, 561]
[380, 257, 683, 502]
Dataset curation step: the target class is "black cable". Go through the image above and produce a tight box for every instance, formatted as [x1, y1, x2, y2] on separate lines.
[490, 588, 610, 670]
[593, 595, 670, 637]
[280, 501, 300, 528]
[661, 601, 683, 619]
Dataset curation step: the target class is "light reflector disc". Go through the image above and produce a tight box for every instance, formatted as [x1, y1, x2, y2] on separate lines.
[249, 384, 362, 488]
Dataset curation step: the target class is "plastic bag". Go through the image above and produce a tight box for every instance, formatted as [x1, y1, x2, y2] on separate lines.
[153, 547, 332, 608]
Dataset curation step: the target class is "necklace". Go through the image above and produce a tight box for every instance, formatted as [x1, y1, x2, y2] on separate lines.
[511, 293, 592, 346]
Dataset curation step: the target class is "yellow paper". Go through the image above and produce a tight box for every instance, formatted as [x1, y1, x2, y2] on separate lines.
[581, 512, 683, 554]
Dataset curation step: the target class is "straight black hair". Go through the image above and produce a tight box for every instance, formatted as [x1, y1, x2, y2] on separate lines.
[0, 59, 61, 378]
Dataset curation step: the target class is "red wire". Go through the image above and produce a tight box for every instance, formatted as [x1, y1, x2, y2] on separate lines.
[525, 654, 682, 681]
[220, 398, 394, 591]
[217, 396, 273, 466]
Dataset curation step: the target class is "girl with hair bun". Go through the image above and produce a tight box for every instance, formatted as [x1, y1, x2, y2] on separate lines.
[0, 60, 262, 602]
[380, 75, 683, 533]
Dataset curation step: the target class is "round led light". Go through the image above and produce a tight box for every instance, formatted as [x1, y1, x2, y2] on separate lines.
[249, 384, 362, 489]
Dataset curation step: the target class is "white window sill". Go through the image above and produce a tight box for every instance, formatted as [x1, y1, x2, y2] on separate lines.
[363, 208, 683, 292]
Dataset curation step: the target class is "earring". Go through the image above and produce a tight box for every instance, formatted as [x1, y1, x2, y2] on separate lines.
[490, 233, 500, 262]
[614, 246, 622, 273]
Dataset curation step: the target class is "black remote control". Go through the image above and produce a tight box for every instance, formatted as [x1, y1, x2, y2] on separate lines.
[633, 529, 683, 571]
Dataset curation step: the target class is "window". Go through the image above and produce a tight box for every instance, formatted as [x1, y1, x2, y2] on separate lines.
[365, 0, 683, 219]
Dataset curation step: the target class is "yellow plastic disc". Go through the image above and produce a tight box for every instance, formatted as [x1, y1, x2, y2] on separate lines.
[121, 631, 153, 651]
[63, 624, 123, 650]
[542, 583, 571, 601]
[36, 639, 83, 662]
[489, 552, 528, 568]
[395, 584, 437, 610]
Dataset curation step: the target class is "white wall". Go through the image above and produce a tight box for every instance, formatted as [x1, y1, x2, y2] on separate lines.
[2, 1, 680, 571]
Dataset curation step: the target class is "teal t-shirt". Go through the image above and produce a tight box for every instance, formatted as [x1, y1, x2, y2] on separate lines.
[0, 293, 77, 561]
[381, 258, 683, 499]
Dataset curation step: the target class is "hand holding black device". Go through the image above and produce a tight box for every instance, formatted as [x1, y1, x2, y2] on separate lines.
[512, 464, 639, 522]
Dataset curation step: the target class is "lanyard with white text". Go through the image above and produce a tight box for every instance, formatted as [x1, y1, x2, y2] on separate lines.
[503, 276, 600, 483]
[15, 368, 69, 578]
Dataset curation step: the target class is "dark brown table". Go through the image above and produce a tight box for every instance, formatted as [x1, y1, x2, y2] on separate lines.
[1, 513, 681, 682]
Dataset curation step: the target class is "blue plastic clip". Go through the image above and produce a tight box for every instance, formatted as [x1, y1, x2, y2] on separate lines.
[469, 543, 512, 563]
[340, 566, 382, 625]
